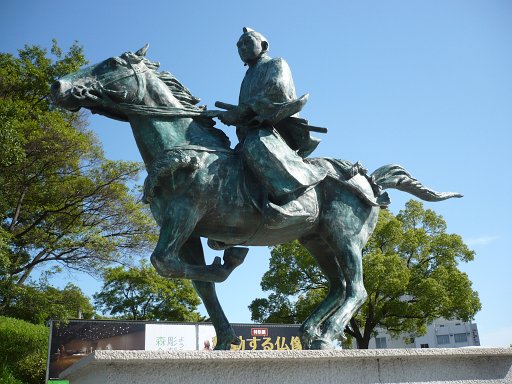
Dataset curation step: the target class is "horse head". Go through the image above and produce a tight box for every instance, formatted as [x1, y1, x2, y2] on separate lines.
[51, 44, 199, 121]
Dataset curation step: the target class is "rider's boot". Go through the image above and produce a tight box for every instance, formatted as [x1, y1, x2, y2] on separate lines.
[264, 189, 314, 229]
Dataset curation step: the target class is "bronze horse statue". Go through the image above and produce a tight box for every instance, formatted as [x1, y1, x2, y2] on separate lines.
[51, 46, 461, 350]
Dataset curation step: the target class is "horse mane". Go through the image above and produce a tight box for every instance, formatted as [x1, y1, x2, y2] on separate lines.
[139, 56, 232, 148]
[142, 58, 201, 108]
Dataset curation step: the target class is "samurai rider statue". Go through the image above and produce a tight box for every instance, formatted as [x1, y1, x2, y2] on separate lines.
[218, 27, 346, 229]
[52, 33, 463, 349]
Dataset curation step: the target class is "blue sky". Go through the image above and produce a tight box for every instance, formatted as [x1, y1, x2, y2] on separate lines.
[2, 1, 511, 347]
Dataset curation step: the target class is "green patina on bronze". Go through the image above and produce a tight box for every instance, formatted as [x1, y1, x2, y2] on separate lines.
[51, 29, 462, 350]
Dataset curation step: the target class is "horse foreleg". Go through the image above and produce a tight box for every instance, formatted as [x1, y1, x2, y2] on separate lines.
[298, 233, 346, 350]
[150, 200, 245, 283]
[179, 237, 241, 350]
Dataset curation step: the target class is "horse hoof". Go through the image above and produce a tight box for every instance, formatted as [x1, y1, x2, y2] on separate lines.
[214, 334, 240, 350]
[309, 338, 333, 350]
[213, 343, 231, 350]
[299, 325, 319, 349]
[212, 256, 222, 265]
[223, 247, 248, 268]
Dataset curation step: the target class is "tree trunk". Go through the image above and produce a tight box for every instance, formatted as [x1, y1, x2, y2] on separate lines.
[8, 186, 27, 231]
[357, 335, 370, 349]
[15, 249, 48, 285]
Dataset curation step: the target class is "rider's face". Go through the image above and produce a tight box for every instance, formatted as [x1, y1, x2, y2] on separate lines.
[237, 34, 264, 64]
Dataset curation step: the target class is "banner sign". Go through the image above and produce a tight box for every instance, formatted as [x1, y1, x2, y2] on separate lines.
[230, 324, 302, 351]
[47, 320, 301, 380]
[145, 323, 197, 351]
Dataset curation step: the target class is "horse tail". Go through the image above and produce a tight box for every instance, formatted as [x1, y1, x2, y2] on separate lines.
[371, 164, 463, 202]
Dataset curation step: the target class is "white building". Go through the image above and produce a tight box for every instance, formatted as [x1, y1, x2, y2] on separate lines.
[359, 319, 480, 349]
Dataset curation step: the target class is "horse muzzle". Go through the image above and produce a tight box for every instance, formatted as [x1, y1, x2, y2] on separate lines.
[51, 79, 97, 111]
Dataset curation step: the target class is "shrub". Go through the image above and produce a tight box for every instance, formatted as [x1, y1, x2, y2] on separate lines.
[0, 362, 23, 384]
[0, 316, 49, 384]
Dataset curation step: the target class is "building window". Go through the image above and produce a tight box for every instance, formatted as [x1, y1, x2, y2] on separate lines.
[420, 343, 429, 348]
[436, 335, 450, 345]
[375, 337, 387, 349]
[454, 333, 468, 343]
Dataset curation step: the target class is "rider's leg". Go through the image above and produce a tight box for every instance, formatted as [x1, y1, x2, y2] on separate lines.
[242, 128, 325, 199]
[242, 128, 325, 227]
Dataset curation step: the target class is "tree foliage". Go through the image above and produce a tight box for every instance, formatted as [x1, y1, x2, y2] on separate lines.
[249, 200, 481, 348]
[0, 279, 94, 324]
[0, 40, 157, 296]
[94, 260, 203, 321]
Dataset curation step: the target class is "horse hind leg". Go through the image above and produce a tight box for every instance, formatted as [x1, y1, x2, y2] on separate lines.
[179, 237, 242, 350]
[298, 233, 346, 350]
[312, 188, 378, 346]
[320, 236, 368, 345]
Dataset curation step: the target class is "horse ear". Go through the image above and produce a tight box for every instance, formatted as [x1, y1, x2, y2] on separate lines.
[136, 43, 149, 57]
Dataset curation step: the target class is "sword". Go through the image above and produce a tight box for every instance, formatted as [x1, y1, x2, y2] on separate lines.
[212, 101, 328, 134]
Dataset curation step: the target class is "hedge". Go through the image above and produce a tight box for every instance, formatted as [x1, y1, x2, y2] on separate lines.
[0, 316, 49, 384]
[0, 362, 24, 384]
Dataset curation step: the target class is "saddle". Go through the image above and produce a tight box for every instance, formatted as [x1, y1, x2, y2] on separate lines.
[306, 158, 390, 207]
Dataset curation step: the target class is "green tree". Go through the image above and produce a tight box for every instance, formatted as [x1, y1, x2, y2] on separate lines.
[94, 260, 203, 321]
[249, 200, 481, 348]
[0, 41, 157, 308]
[0, 280, 94, 324]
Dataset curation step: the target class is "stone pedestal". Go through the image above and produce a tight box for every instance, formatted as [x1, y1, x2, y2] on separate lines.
[60, 348, 512, 384]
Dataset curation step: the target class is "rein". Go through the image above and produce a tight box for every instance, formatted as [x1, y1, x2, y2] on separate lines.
[114, 103, 222, 118]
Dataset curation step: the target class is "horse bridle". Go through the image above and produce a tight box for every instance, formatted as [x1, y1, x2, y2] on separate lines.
[93, 57, 148, 104]
[80, 56, 215, 119]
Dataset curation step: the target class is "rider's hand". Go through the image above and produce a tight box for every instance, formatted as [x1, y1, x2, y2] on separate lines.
[218, 109, 241, 126]
[218, 104, 254, 126]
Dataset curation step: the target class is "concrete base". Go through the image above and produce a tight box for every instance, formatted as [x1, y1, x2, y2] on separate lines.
[61, 348, 512, 384]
